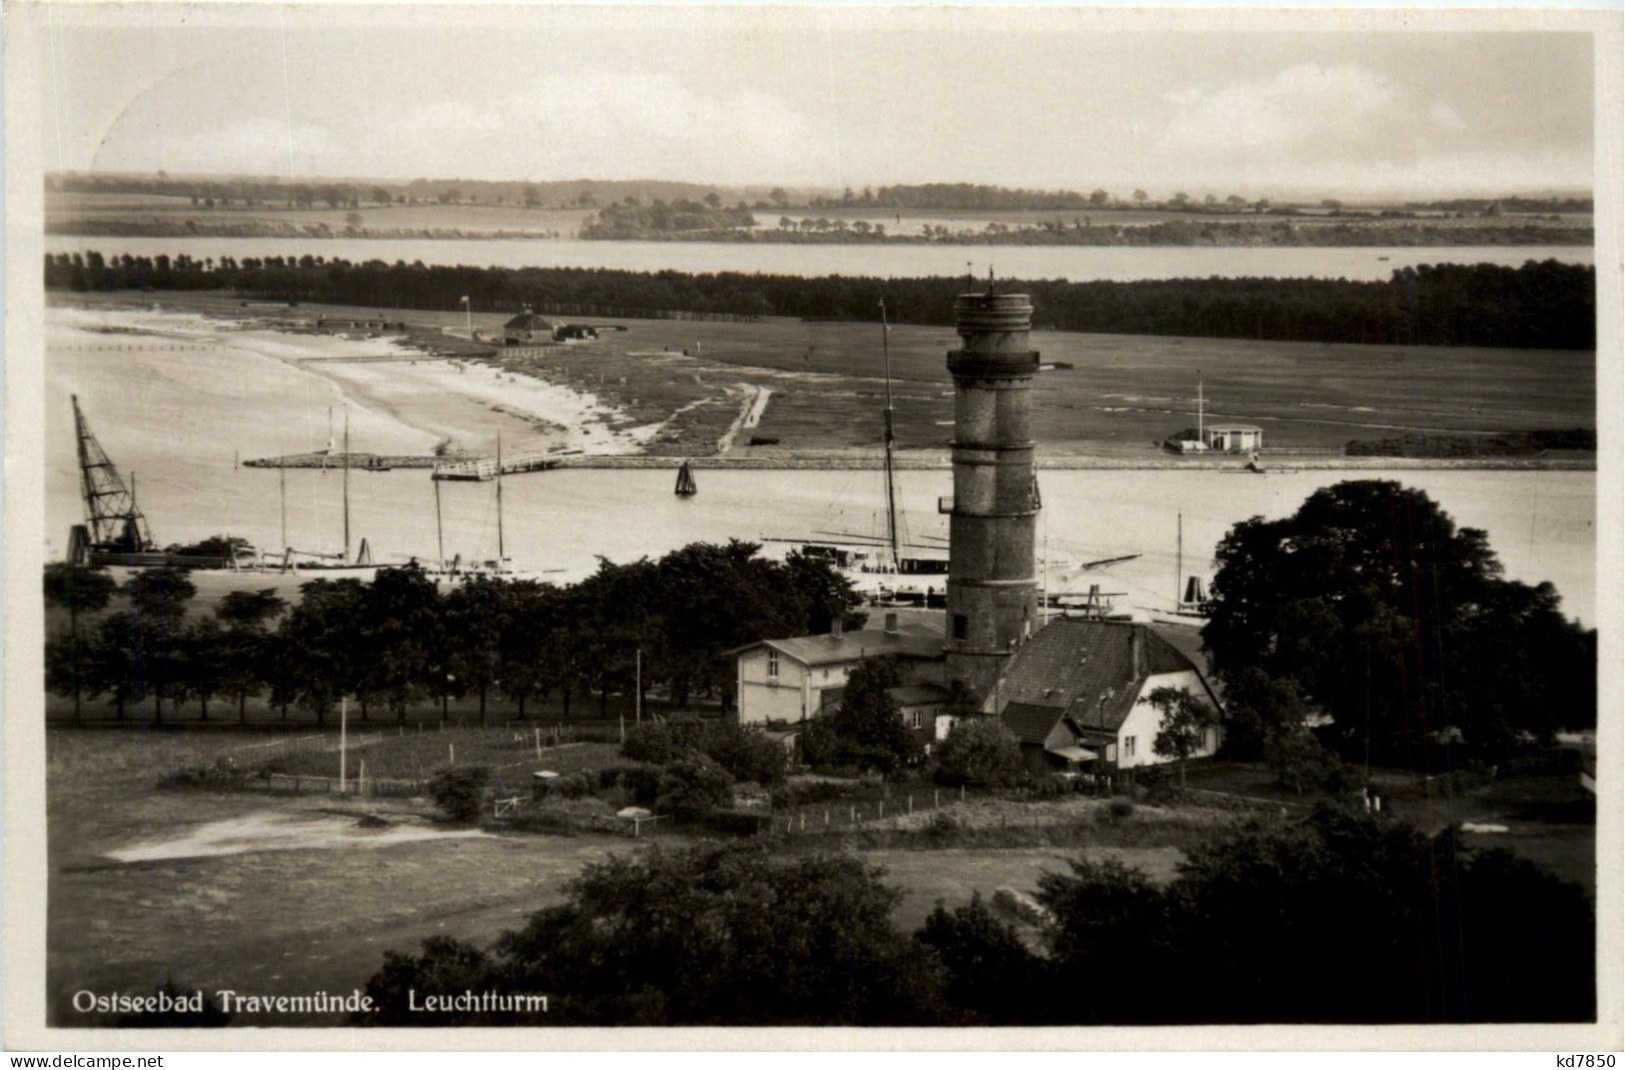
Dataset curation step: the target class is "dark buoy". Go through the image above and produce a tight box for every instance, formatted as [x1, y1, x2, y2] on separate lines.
[675, 460, 698, 497]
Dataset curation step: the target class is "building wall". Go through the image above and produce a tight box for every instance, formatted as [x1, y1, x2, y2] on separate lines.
[1115, 669, 1221, 769]
[736, 648, 811, 725]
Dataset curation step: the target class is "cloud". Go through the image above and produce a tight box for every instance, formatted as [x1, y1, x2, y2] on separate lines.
[1161, 63, 1401, 154]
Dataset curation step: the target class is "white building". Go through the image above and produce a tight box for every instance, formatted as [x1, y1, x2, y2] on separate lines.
[729, 615, 945, 728]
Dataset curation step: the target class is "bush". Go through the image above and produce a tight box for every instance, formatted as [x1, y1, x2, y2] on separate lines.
[621, 722, 675, 765]
[156, 758, 247, 792]
[428, 766, 492, 823]
[656, 754, 734, 820]
[701, 720, 787, 787]
[551, 772, 594, 800]
[1108, 798, 1135, 820]
[596, 763, 663, 806]
[933, 717, 1026, 788]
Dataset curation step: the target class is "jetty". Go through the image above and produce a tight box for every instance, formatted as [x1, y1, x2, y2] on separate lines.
[244, 451, 446, 470]
[431, 450, 560, 482]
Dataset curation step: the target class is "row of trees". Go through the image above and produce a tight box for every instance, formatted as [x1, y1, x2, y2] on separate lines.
[44, 253, 1595, 349]
[1203, 481, 1597, 772]
[44, 541, 867, 725]
[356, 806, 1593, 1025]
[580, 198, 757, 237]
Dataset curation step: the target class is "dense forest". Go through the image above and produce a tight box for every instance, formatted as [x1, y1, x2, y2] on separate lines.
[47, 252, 1595, 350]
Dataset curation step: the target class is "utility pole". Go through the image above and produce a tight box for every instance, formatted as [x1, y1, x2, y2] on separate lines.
[339, 695, 348, 794]
[342, 409, 351, 565]
[635, 648, 642, 726]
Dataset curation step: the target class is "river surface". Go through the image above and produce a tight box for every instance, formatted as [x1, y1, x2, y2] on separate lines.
[43, 235, 1593, 283]
[44, 308, 1598, 625]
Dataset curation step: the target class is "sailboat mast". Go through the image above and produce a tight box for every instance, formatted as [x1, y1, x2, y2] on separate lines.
[279, 462, 288, 552]
[435, 478, 445, 569]
[1176, 511, 1183, 607]
[342, 409, 351, 564]
[495, 430, 505, 565]
[879, 300, 900, 572]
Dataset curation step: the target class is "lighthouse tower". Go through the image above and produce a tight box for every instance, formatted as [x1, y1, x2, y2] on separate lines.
[943, 288, 1041, 698]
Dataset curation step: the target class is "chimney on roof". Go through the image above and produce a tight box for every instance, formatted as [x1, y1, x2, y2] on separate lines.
[830, 616, 844, 641]
[884, 612, 899, 635]
[1131, 626, 1145, 678]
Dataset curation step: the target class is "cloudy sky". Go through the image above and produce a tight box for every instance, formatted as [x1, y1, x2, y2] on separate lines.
[28, 6, 1598, 198]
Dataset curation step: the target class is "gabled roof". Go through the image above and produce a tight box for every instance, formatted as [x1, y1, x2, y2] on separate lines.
[1002, 701, 1070, 746]
[994, 619, 1207, 736]
[888, 683, 951, 707]
[504, 312, 552, 330]
[728, 623, 944, 668]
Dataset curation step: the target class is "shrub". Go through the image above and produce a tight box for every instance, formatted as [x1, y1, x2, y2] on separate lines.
[157, 758, 247, 792]
[596, 763, 663, 806]
[428, 766, 492, 823]
[933, 717, 1026, 788]
[1108, 798, 1135, 820]
[701, 720, 787, 787]
[656, 754, 734, 820]
[551, 772, 594, 800]
[667, 712, 706, 752]
[621, 722, 675, 765]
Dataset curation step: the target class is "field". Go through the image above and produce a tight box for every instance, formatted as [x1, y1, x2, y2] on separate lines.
[41, 726, 1220, 1027]
[62, 291, 1594, 460]
[1185, 760, 1597, 895]
[46, 191, 1591, 244]
[46, 192, 592, 237]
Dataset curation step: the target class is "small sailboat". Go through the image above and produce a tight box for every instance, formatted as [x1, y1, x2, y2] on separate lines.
[675, 460, 698, 497]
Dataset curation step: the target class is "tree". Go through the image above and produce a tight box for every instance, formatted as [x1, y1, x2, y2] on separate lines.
[800, 658, 920, 774]
[1036, 807, 1594, 1023]
[655, 754, 733, 819]
[276, 577, 368, 725]
[915, 892, 1045, 1024]
[769, 187, 789, 208]
[699, 719, 786, 786]
[344, 211, 364, 232]
[1132, 189, 1148, 204]
[442, 574, 509, 727]
[122, 569, 196, 721]
[43, 563, 117, 724]
[932, 717, 1024, 787]
[1147, 686, 1216, 788]
[358, 565, 442, 722]
[1203, 481, 1595, 768]
[1225, 194, 1247, 209]
[1088, 188, 1110, 207]
[361, 843, 945, 1025]
[214, 589, 286, 724]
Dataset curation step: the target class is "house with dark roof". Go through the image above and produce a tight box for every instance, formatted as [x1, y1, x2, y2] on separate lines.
[728, 612, 946, 733]
[499, 311, 555, 345]
[982, 618, 1222, 776]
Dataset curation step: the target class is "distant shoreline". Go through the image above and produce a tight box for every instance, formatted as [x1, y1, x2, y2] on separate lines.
[238, 449, 1597, 473]
[47, 218, 1594, 249]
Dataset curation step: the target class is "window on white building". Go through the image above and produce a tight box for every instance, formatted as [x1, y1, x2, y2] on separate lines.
[909, 709, 924, 730]
[1124, 735, 1136, 757]
[767, 651, 779, 680]
[1106, 743, 1117, 762]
